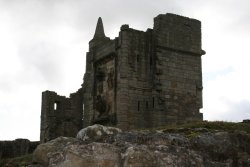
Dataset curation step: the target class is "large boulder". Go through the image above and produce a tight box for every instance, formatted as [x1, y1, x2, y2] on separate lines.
[76, 124, 122, 141]
[48, 142, 121, 167]
[32, 137, 79, 166]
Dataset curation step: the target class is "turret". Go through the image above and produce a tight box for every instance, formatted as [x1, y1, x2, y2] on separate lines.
[89, 17, 110, 49]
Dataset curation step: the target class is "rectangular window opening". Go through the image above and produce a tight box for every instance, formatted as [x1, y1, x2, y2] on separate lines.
[82, 104, 84, 120]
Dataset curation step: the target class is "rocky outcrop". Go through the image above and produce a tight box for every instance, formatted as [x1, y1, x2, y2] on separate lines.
[32, 137, 79, 166]
[76, 124, 122, 141]
[32, 124, 250, 167]
[0, 139, 39, 159]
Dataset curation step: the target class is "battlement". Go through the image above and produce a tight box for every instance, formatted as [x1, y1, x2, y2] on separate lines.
[40, 90, 83, 143]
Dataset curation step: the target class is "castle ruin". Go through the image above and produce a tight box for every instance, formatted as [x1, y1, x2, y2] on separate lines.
[40, 13, 205, 143]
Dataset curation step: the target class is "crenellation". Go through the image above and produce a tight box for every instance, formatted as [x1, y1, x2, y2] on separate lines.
[40, 13, 204, 142]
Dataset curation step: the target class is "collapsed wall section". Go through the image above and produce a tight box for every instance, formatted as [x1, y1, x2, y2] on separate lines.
[40, 90, 83, 143]
[0, 139, 39, 159]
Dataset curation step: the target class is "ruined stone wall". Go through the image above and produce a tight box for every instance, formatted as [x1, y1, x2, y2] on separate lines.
[152, 14, 204, 125]
[67, 88, 84, 136]
[83, 38, 117, 128]
[115, 14, 204, 129]
[92, 54, 116, 125]
[40, 90, 83, 143]
[82, 52, 95, 128]
[116, 27, 154, 129]
[0, 139, 39, 159]
[114, 14, 204, 129]
[115, 26, 130, 129]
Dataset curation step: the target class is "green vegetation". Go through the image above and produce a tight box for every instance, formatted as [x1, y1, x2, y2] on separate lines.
[187, 121, 250, 133]
[185, 130, 199, 139]
[154, 121, 250, 134]
[145, 121, 250, 140]
[141, 121, 250, 140]
[0, 154, 32, 167]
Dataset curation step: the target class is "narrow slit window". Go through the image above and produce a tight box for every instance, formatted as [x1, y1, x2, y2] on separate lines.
[152, 97, 154, 108]
[54, 102, 58, 110]
[82, 104, 84, 120]
[138, 101, 140, 111]
[137, 55, 140, 62]
[146, 101, 148, 109]
[150, 56, 152, 66]
[136, 55, 140, 73]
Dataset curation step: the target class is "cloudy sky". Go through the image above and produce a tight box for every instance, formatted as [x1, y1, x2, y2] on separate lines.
[0, 0, 250, 141]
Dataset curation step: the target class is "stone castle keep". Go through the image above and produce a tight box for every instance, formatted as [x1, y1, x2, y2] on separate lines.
[40, 13, 205, 142]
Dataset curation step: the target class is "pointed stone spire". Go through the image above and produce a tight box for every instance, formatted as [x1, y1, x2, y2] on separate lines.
[89, 17, 110, 49]
[93, 17, 106, 39]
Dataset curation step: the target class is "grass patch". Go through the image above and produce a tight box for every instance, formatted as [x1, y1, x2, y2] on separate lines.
[185, 130, 199, 139]
[142, 121, 250, 136]
[0, 154, 32, 167]
[182, 121, 250, 134]
[142, 121, 250, 140]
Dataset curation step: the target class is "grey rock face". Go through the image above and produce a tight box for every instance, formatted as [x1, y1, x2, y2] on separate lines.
[32, 137, 80, 167]
[27, 165, 45, 167]
[76, 124, 122, 141]
[48, 143, 121, 167]
[32, 126, 250, 167]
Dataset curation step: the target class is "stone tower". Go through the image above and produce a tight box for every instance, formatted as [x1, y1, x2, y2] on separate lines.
[40, 13, 205, 142]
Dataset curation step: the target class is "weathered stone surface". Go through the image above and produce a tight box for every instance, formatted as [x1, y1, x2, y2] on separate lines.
[0, 138, 39, 159]
[32, 125, 250, 167]
[123, 145, 204, 167]
[48, 143, 121, 167]
[76, 124, 122, 141]
[27, 165, 45, 167]
[191, 131, 250, 165]
[32, 137, 80, 167]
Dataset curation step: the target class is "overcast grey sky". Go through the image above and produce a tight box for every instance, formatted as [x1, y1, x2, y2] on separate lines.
[0, 0, 250, 141]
